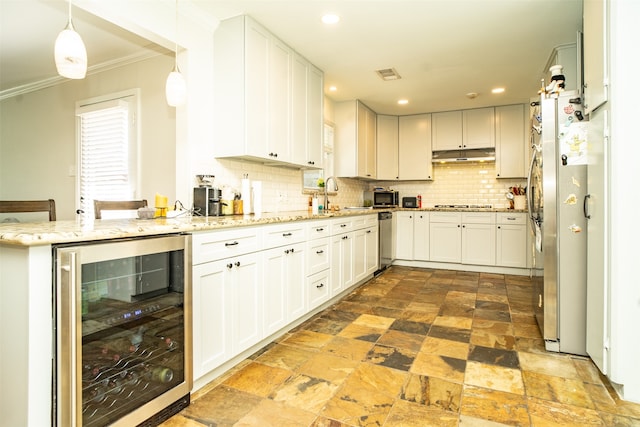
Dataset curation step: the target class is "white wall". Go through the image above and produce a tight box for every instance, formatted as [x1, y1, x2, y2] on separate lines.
[0, 54, 176, 220]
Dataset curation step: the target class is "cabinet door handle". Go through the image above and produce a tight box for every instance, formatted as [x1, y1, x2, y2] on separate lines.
[507, 217, 516, 221]
[342, 236, 348, 240]
[340, 224, 347, 228]
[316, 283, 324, 288]
[367, 230, 371, 233]
[316, 250, 324, 254]
[225, 241, 239, 247]
[235, 261, 241, 267]
[282, 232, 292, 237]
[316, 228, 324, 232]
[284, 249, 290, 254]
[227, 263, 233, 269]
[290, 248, 295, 253]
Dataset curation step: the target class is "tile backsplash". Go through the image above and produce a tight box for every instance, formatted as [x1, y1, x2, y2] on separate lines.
[377, 163, 527, 209]
[204, 159, 525, 213]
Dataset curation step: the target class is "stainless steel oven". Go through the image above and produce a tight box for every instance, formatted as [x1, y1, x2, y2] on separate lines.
[55, 234, 191, 426]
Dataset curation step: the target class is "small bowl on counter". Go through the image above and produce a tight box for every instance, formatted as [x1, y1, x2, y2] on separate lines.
[137, 207, 156, 219]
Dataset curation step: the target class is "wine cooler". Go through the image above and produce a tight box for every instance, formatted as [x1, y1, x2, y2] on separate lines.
[55, 234, 192, 426]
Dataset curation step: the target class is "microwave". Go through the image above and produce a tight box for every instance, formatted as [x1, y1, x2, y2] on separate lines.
[364, 191, 399, 208]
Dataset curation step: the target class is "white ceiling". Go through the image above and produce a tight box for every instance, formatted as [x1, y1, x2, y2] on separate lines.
[1, 0, 583, 115]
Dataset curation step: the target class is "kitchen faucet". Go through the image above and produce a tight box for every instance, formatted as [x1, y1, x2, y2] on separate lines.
[323, 176, 338, 211]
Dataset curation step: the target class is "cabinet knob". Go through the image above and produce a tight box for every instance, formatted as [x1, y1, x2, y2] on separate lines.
[367, 230, 371, 233]
[340, 224, 347, 228]
[458, 225, 461, 228]
[316, 228, 324, 232]
[316, 250, 324, 254]
[316, 283, 324, 288]
[285, 249, 290, 254]
[497, 226, 501, 229]
[342, 236, 348, 240]
[227, 263, 233, 269]
[290, 248, 295, 253]
[235, 261, 241, 267]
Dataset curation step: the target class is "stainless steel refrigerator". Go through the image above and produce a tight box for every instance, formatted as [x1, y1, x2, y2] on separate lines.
[527, 91, 588, 355]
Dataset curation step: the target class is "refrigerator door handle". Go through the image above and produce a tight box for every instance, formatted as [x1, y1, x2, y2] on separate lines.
[526, 150, 537, 234]
[584, 194, 591, 219]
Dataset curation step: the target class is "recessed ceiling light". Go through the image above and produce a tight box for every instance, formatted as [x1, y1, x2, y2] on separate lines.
[398, 99, 409, 105]
[329, 86, 337, 92]
[492, 87, 505, 94]
[321, 14, 340, 24]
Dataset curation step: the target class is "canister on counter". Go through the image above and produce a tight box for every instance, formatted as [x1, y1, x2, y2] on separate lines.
[233, 199, 243, 215]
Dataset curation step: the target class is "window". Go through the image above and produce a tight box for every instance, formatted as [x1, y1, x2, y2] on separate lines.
[76, 90, 139, 220]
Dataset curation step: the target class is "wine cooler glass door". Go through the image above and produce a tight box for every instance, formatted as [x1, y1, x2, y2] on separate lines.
[56, 235, 191, 427]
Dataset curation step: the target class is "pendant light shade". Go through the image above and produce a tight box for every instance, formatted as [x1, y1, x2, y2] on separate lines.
[55, 2, 87, 79]
[166, 0, 186, 106]
[166, 67, 187, 106]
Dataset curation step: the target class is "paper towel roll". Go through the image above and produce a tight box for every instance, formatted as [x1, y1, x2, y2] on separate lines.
[252, 181, 262, 216]
[241, 178, 251, 213]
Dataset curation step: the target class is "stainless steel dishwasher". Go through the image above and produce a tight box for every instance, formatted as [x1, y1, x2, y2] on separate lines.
[376, 211, 393, 275]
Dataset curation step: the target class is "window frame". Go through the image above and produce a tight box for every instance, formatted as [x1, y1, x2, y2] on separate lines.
[75, 89, 141, 220]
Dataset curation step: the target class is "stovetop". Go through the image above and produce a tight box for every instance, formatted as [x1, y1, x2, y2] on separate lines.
[433, 204, 493, 209]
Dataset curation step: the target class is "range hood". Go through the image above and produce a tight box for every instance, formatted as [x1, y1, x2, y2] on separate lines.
[432, 148, 496, 163]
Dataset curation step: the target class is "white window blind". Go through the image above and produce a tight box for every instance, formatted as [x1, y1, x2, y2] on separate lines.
[76, 93, 138, 220]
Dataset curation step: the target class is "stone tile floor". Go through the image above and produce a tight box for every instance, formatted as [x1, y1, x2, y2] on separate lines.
[161, 267, 640, 426]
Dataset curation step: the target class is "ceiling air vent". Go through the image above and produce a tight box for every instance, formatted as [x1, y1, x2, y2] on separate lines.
[375, 68, 401, 81]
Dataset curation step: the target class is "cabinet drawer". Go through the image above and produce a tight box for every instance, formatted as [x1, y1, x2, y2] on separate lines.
[352, 214, 376, 230]
[430, 211, 462, 223]
[306, 220, 331, 239]
[462, 212, 496, 224]
[497, 212, 527, 225]
[330, 218, 353, 234]
[263, 222, 306, 248]
[307, 269, 330, 310]
[192, 227, 261, 265]
[307, 237, 330, 275]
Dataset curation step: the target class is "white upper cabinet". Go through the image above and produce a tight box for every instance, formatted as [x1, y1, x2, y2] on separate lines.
[495, 104, 527, 179]
[399, 114, 433, 180]
[334, 100, 377, 179]
[291, 54, 324, 168]
[376, 115, 399, 180]
[432, 108, 495, 151]
[213, 16, 323, 168]
[463, 107, 495, 149]
[583, 0, 607, 114]
[432, 111, 462, 150]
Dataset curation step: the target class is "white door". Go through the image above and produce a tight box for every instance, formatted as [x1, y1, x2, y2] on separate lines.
[232, 253, 262, 354]
[262, 247, 287, 335]
[192, 261, 230, 379]
[429, 222, 461, 263]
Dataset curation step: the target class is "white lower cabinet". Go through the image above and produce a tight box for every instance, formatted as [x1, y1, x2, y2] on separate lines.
[192, 252, 261, 379]
[429, 212, 462, 263]
[496, 213, 527, 267]
[414, 212, 430, 261]
[331, 232, 354, 296]
[262, 242, 306, 336]
[395, 211, 415, 260]
[364, 225, 379, 275]
[192, 213, 378, 383]
[462, 222, 496, 266]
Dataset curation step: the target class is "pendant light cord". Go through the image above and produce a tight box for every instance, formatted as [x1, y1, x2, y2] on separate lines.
[174, 0, 179, 71]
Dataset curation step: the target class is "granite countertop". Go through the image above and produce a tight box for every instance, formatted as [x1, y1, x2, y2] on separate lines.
[0, 207, 527, 246]
[0, 209, 370, 246]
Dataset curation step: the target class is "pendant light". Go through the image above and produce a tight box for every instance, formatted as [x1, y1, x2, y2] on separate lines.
[54, 0, 87, 79]
[166, 0, 187, 107]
